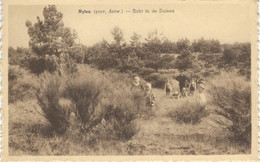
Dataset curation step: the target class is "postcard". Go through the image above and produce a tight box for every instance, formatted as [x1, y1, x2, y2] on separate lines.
[2, 0, 258, 161]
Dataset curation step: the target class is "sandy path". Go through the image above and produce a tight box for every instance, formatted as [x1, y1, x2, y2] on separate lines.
[124, 88, 223, 155]
[124, 89, 195, 155]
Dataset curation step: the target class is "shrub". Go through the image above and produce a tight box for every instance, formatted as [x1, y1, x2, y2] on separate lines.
[28, 56, 58, 75]
[64, 68, 104, 130]
[9, 47, 32, 67]
[168, 97, 209, 124]
[144, 72, 167, 89]
[36, 72, 71, 134]
[59, 53, 78, 76]
[208, 71, 251, 145]
[103, 69, 133, 86]
[36, 65, 144, 140]
[102, 102, 140, 140]
[158, 68, 179, 74]
[101, 75, 145, 140]
[139, 67, 156, 76]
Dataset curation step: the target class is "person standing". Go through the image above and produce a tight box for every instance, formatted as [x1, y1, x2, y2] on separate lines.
[131, 76, 144, 91]
[176, 73, 188, 92]
[131, 76, 145, 110]
[165, 79, 172, 95]
[144, 83, 155, 109]
[196, 84, 206, 106]
[189, 78, 197, 95]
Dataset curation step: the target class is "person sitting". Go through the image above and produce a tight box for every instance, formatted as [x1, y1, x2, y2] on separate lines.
[144, 83, 155, 109]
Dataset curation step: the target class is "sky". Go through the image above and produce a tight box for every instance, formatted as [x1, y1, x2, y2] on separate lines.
[8, 3, 251, 48]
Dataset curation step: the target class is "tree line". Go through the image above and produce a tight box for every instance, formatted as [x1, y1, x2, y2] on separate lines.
[9, 5, 251, 79]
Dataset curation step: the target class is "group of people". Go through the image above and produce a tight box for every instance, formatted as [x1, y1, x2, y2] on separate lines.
[130, 74, 207, 110]
[165, 73, 206, 106]
[131, 76, 155, 109]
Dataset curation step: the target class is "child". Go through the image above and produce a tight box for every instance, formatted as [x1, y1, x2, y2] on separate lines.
[172, 91, 180, 99]
[189, 78, 197, 95]
[131, 76, 141, 88]
[197, 84, 206, 106]
[131, 76, 145, 110]
[131, 76, 144, 92]
[144, 83, 155, 109]
[181, 87, 188, 97]
[185, 79, 190, 89]
[165, 79, 172, 95]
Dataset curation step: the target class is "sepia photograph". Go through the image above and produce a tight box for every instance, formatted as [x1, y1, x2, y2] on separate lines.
[3, 0, 258, 161]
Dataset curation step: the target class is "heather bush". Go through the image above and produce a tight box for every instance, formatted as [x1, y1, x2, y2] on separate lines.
[64, 68, 105, 130]
[36, 65, 144, 140]
[139, 67, 156, 76]
[168, 97, 209, 124]
[105, 97, 144, 139]
[27, 55, 59, 75]
[144, 72, 167, 89]
[103, 69, 133, 86]
[208, 71, 251, 145]
[36, 72, 71, 134]
[101, 71, 145, 140]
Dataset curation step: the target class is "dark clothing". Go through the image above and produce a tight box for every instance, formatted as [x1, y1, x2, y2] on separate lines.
[190, 81, 196, 92]
[179, 85, 184, 92]
[165, 82, 172, 95]
[176, 74, 188, 92]
[166, 88, 171, 95]
[190, 86, 195, 91]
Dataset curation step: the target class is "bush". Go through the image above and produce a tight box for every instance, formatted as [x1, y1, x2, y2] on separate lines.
[144, 72, 167, 89]
[28, 53, 78, 76]
[158, 68, 179, 74]
[168, 97, 209, 124]
[36, 72, 71, 134]
[139, 67, 156, 76]
[208, 71, 251, 145]
[64, 68, 104, 130]
[102, 91, 141, 140]
[102, 69, 133, 86]
[36, 65, 144, 140]
[101, 71, 145, 140]
[28, 56, 58, 75]
[8, 65, 37, 103]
